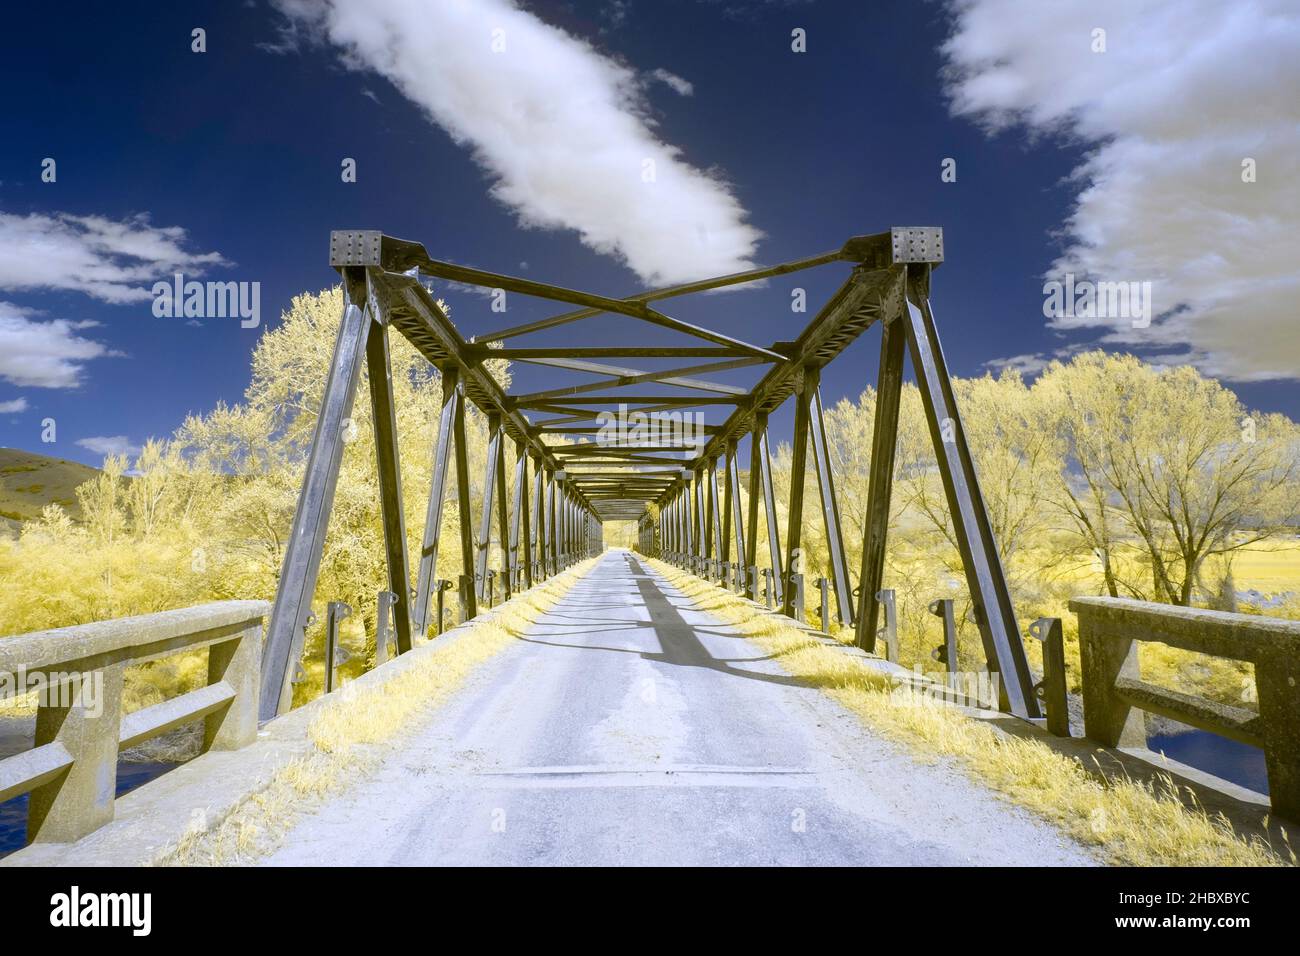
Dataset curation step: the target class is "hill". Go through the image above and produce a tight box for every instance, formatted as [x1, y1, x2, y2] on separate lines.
[0, 448, 99, 527]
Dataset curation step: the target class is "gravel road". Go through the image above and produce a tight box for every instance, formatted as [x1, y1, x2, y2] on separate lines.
[263, 551, 1093, 866]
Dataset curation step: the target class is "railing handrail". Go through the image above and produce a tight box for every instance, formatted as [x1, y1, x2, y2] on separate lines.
[0, 600, 270, 680]
[1069, 596, 1300, 662]
[1072, 595, 1300, 820]
[0, 600, 269, 845]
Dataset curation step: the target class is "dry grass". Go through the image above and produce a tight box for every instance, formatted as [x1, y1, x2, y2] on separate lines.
[154, 559, 596, 865]
[648, 558, 1293, 867]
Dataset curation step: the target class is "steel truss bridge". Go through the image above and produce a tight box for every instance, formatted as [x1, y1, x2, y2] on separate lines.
[258, 226, 1042, 721]
[10, 226, 1299, 861]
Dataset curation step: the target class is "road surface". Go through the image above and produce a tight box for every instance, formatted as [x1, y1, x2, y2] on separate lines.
[264, 551, 1092, 866]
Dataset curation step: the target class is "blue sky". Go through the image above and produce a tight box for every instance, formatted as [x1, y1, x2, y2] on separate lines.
[1, 0, 1296, 467]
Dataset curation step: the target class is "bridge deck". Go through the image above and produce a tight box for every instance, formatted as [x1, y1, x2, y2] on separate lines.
[263, 552, 1091, 866]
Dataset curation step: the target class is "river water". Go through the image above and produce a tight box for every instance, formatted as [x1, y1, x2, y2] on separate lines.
[0, 760, 174, 859]
[1148, 729, 1268, 794]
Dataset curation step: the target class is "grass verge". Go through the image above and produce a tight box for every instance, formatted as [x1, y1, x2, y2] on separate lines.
[154, 559, 596, 865]
[647, 557, 1292, 867]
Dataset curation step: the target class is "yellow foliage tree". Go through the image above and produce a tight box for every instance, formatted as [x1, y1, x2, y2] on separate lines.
[0, 287, 507, 695]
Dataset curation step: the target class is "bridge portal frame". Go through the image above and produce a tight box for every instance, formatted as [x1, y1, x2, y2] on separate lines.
[259, 227, 1042, 722]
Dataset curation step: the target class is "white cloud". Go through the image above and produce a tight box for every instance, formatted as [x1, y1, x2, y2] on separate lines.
[76, 435, 142, 458]
[984, 343, 1090, 378]
[942, 0, 1300, 381]
[0, 301, 119, 388]
[0, 398, 28, 413]
[650, 68, 694, 97]
[0, 211, 227, 305]
[982, 353, 1050, 377]
[273, 0, 760, 285]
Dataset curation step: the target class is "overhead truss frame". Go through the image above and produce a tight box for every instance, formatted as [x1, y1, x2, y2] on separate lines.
[259, 225, 1041, 722]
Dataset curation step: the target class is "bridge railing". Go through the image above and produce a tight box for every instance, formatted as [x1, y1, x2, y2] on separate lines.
[0, 600, 268, 844]
[1071, 596, 1300, 819]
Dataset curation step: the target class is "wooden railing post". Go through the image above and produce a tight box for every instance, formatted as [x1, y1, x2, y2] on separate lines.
[203, 622, 261, 752]
[435, 579, 452, 636]
[374, 589, 397, 665]
[1027, 617, 1070, 738]
[876, 589, 898, 663]
[324, 601, 352, 695]
[1255, 653, 1300, 820]
[1076, 605, 1145, 748]
[27, 664, 125, 843]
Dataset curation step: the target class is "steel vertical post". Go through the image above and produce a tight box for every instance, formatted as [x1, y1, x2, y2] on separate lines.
[783, 372, 811, 618]
[901, 266, 1039, 718]
[259, 276, 371, 719]
[451, 380, 477, 620]
[708, 456, 723, 580]
[476, 415, 502, 601]
[413, 367, 460, 635]
[856, 314, 905, 651]
[494, 425, 511, 598]
[805, 371, 853, 627]
[757, 417, 784, 608]
[365, 313, 414, 655]
[744, 430, 761, 599]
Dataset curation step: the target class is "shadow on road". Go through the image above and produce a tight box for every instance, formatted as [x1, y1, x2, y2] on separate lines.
[515, 552, 818, 690]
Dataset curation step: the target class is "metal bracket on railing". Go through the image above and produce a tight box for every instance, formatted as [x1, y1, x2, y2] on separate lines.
[928, 598, 958, 673]
[435, 578, 453, 636]
[325, 600, 352, 694]
[458, 573, 472, 622]
[789, 571, 805, 623]
[817, 577, 830, 634]
[289, 611, 316, 686]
